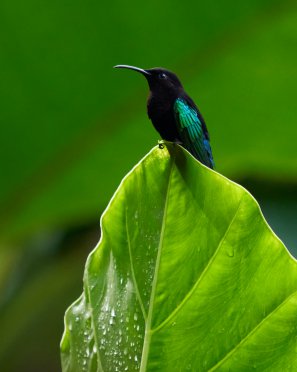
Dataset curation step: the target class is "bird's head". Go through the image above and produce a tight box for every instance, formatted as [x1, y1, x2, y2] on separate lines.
[114, 65, 183, 96]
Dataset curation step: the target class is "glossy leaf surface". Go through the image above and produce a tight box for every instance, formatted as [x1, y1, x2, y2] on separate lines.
[61, 144, 297, 371]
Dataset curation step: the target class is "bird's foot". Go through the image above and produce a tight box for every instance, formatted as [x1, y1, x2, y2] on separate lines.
[158, 139, 165, 149]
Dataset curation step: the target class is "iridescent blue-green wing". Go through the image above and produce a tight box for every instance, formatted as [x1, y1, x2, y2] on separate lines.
[174, 98, 214, 168]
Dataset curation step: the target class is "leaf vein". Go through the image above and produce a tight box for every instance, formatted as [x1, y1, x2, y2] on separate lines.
[152, 195, 244, 333]
[126, 208, 147, 320]
[85, 275, 105, 372]
[208, 289, 297, 371]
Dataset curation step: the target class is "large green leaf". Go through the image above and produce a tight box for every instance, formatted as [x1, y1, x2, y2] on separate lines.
[61, 144, 297, 371]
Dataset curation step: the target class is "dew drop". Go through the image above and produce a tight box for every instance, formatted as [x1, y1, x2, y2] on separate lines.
[227, 246, 234, 257]
[85, 310, 91, 320]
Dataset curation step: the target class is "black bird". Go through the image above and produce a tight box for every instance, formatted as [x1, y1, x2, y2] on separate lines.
[114, 65, 214, 168]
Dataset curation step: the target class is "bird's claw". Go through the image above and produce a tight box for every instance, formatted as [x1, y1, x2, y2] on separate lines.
[158, 140, 165, 149]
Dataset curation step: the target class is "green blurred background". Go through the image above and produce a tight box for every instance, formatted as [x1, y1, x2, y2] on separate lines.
[1, 0, 296, 370]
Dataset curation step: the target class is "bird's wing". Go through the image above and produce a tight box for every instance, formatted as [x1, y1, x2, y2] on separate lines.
[174, 97, 214, 168]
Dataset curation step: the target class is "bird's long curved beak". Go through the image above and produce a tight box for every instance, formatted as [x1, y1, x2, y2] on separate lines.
[114, 65, 151, 76]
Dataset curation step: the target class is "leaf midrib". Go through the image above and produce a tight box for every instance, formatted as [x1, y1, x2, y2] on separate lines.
[139, 156, 175, 372]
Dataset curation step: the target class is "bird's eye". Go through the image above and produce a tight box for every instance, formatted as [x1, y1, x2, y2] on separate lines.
[159, 73, 167, 79]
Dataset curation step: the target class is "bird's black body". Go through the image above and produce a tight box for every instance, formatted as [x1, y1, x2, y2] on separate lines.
[147, 90, 180, 142]
[114, 65, 214, 168]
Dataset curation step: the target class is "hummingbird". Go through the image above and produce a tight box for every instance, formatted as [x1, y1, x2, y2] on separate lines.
[114, 65, 214, 169]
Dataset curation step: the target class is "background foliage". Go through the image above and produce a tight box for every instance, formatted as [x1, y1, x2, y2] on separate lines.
[0, 0, 296, 370]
